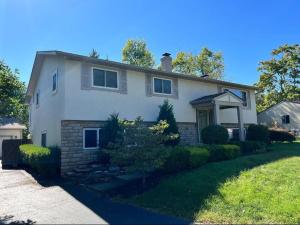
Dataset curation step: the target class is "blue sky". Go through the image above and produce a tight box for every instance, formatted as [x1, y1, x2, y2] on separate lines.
[0, 0, 299, 85]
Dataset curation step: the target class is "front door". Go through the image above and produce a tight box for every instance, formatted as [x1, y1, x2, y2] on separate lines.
[197, 110, 209, 142]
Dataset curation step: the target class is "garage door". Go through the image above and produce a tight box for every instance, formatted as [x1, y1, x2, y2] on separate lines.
[0, 136, 13, 158]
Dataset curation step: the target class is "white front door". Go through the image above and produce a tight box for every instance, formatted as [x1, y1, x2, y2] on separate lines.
[197, 110, 209, 142]
[0, 136, 13, 158]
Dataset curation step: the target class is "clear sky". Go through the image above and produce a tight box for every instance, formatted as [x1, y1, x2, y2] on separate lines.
[0, 0, 299, 85]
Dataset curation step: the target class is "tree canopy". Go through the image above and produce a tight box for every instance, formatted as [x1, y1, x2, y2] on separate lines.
[122, 39, 155, 68]
[256, 44, 300, 112]
[172, 47, 224, 79]
[0, 61, 27, 123]
[89, 48, 100, 59]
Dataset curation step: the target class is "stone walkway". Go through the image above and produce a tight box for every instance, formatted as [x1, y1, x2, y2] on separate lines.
[0, 162, 190, 224]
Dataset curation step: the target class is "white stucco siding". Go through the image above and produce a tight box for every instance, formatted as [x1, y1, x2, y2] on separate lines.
[258, 102, 300, 130]
[63, 60, 257, 124]
[29, 56, 65, 147]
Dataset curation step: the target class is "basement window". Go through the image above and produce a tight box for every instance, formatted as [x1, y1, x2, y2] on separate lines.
[83, 128, 101, 149]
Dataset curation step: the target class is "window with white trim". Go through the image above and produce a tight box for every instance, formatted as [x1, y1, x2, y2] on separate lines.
[92, 68, 118, 89]
[41, 131, 47, 147]
[282, 115, 290, 124]
[83, 128, 101, 149]
[52, 71, 58, 92]
[36, 90, 40, 106]
[153, 77, 172, 94]
[224, 88, 248, 106]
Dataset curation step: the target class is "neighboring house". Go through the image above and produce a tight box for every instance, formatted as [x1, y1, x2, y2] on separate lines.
[258, 101, 300, 135]
[0, 117, 26, 158]
[26, 51, 257, 175]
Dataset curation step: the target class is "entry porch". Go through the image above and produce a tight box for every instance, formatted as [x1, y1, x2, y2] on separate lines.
[190, 91, 246, 142]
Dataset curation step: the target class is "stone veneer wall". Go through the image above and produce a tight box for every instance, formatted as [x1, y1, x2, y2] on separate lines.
[61, 120, 198, 175]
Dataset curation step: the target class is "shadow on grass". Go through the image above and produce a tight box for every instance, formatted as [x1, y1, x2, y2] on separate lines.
[124, 142, 300, 219]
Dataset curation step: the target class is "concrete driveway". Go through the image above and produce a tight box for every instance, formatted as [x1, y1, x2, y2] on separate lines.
[0, 163, 189, 224]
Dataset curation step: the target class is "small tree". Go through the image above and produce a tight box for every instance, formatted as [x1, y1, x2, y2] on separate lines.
[89, 48, 100, 59]
[108, 117, 172, 186]
[157, 100, 180, 145]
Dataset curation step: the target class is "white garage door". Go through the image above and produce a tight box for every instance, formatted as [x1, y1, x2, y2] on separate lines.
[0, 136, 13, 158]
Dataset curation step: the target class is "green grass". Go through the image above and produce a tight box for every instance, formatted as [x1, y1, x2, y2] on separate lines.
[125, 142, 300, 224]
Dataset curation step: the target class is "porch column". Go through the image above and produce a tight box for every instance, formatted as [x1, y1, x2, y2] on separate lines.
[213, 103, 221, 125]
[237, 106, 245, 141]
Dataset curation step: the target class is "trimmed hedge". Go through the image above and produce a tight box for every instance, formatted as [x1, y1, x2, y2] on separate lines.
[246, 124, 269, 143]
[240, 141, 267, 155]
[186, 147, 209, 169]
[207, 144, 240, 162]
[20, 144, 60, 177]
[162, 147, 190, 173]
[201, 125, 229, 144]
[269, 129, 295, 143]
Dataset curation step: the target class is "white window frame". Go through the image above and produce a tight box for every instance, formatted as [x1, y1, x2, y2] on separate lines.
[222, 87, 248, 107]
[36, 90, 40, 107]
[92, 67, 119, 90]
[52, 69, 58, 93]
[153, 77, 173, 95]
[83, 128, 101, 150]
[41, 130, 47, 147]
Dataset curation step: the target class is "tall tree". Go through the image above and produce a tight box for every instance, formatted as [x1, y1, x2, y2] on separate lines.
[173, 47, 224, 79]
[256, 44, 300, 112]
[89, 48, 100, 59]
[0, 61, 27, 123]
[122, 39, 155, 68]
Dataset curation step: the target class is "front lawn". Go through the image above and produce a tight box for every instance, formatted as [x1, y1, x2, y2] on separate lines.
[124, 142, 300, 224]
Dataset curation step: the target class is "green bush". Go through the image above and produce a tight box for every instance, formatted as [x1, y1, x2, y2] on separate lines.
[157, 100, 180, 146]
[246, 124, 269, 143]
[19, 144, 60, 177]
[162, 147, 190, 173]
[201, 125, 229, 144]
[207, 144, 240, 162]
[186, 147, 209, 168]
[240, 141, 267, 155]
[269, 129, 296, 143]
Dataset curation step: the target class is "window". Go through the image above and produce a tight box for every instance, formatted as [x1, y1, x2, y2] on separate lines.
[153, 77, 172, 95]
[52, 72, 57, 92]
[36, 90, 40, 106]
[92, 68, 118, 89]
[224, 88, 248, 106]
[83, 128, 101, 149]
[41, 131, 47, 147]
[282, 115, 290, 124]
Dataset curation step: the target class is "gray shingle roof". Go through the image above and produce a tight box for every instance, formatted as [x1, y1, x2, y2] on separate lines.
[0, 117, 26, 129]
[190, 92, 226, 105]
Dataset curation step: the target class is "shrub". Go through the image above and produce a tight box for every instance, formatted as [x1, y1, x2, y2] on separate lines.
[201, 125, 229, 144]
[207, 144, 240, 162]
[98, 152, 111, 165]
[162, 147, 190, 173]
[246, 124, 269, 143]
[269, 129, 295, 142]
[19, 144, 60, 177]
[100, 113, 124, 148]
[157, 100, 180, 146]
[240, 141, 267, 155]
[186, 147, 209, 169]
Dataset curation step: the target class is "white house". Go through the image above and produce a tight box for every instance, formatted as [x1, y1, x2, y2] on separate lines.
[258, 101, 300, 135]
[26, 51, 257, 175]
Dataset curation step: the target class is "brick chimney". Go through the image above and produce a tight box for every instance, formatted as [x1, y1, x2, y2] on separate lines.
[160, 53, 172, 72]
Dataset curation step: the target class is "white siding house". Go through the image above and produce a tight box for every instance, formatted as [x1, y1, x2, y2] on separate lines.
[27, 51, 257, 175]
[258, 101, 300, 135]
